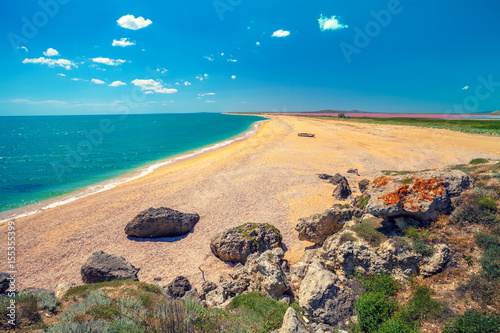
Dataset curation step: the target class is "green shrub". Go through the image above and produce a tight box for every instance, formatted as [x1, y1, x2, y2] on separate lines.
[339, 232, 357, 244]
[470, 158, 489, 165]
[354, 221, 387, 247]
[355, 292, 397, 332]
[412, 240, 434, 256]
[355, 273, 399, 297]
[401, 178, 415, 185]
[475, 232, 500, 281]
[451, 191, 499, 227]
[374, 315, 419, 333]
[404, 286, 443, 322]
[478, 197, 498, 212]
[443, 310, 500, 333]
[359, 196, 370, 209]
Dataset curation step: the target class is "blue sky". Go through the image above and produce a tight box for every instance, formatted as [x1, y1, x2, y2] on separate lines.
[1, 0, 500, 115]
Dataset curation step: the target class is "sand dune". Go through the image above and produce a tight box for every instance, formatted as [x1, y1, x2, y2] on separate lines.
[2, 116, 500, 291]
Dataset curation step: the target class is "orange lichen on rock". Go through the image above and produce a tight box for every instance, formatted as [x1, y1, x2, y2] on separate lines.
[410, 178, 446, 203]
[379, 184, 409, 206]
[372, 176, 392, 188]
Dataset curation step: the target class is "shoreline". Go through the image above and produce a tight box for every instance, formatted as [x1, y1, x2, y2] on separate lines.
[0, 118, 268, 224]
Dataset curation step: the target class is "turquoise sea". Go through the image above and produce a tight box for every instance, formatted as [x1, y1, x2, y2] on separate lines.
[0, 113, 265, 218]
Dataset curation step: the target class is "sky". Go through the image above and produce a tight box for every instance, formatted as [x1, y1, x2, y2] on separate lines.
[1, 0, 500, 115]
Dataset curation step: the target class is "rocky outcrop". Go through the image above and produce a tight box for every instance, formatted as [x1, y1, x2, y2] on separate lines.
[358, 179, 370, 194]
[318, 174, 333, 180]
[277, 307, 308, 333]
[295, 207, 363, 244]
[125, 207, 200, 238]
[365, 169, 472, 222]
[201, 281, 217, 294]
[245, 248, 289, 299]
[299, 261, 359, 329]
[419, 244, 452, 276]
[210, 223, 282, 264]
[318, 231, 422, 281]
[0, 273, 12, 293]
[329, 173, 346, 185]
[205, 285, 228, 307]
[165, 276, 191, 299]
[81, 251, 139, 284]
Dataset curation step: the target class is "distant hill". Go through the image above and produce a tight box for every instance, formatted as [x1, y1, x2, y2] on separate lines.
[490, 111, 500, 115]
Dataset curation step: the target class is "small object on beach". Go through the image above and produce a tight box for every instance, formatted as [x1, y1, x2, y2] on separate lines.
[347, 168, 359, 176]
[298, 133, 315, 137]
[210, 223, 283, 264]
[329, 173, 347, 185]
[0, 272, 13, 293]
[125, 207, 200, 238]
[81, 250, 139, 284]
[333, 179, 352, 200]
[318, 173, 333, 180]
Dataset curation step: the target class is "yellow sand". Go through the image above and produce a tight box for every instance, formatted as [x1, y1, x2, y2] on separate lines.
[1, 116, 499, 290]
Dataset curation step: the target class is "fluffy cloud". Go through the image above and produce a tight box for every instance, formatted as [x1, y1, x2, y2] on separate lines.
[18, 46, 28, 53]
[227, 58, 237, 62]
[92, 57, 127, 66]
[43, 48, 59, 56]
[112, 38, 136, 47]
[22, 57, 77, 70]
[196, 74, 209, 81]
[91, 79, 105, 85]
[131, 79, 177, 94]
[256, 41, 261, 46]
[198, 92, 215, 97]
[462, 86, 469, 90]
[231, 75, 236, 79]
[109, 81, 126, 87]
[156, 68, 168, 74]
[204, 55, 214, 61]
[184, 81, 191, 86]
[117, 15, 152, 30]
[318, 15, 348, 31]
[57, 73, 66, 77]
[272, 29, 290, 37]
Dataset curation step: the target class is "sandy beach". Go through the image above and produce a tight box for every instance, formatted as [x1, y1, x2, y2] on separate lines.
[2, 115, 500, 291]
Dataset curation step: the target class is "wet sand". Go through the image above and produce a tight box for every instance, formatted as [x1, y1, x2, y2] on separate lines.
[1, 116, 499, 291]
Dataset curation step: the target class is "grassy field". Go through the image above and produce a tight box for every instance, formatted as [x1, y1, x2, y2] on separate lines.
[303, 116, 500, 135]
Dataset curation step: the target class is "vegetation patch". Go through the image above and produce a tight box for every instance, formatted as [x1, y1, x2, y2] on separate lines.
[339, 232, 357, 245]
[354, 220, 387, 247]
[443, 310, 500, 333]
[401, 177, 415, 185]
[469, 158, 489, 165]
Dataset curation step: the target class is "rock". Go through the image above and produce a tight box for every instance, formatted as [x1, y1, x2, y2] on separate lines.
[125, 207, 199, 238]
[318, 231, 422, 281]
[210, 223, 282, 264]
[222, 278, 249, 297]
[347, 168, 359, 176]
[419, 244, 452, 276]
[166, 276, 191, 299]
[299, 261, 358, 328]
[205, 285, 227, 307]
[358, 179, 370, 194]
[279, 295, 293, 305]
[55, 282, 76, 299]
[183, 288, 203, 305]
[329, 173, 346, 185]
[245, 248, 289, 299]
[201, 281, 217, 294]
[296, 207, 364, 244]
[277, 307, 308, 333]
[81, 251, 139, 284]
[0, 273, 12, 294]
[393, 216, 420, 231]
[333, 180, 352, 200]
[318, 174, 333, 180]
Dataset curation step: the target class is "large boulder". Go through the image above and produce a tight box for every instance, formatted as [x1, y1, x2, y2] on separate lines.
[299, 261, 358, 328]
[295, 207, 363, 244]
[329, 173, 346, 185]
[0, 273, 12, 293]
[125, 207, 199, 238]
[419, 244, 452, 276]
[245, 248, 289, 299]
[365, 169, 472, 222]
[210, 223, 282, 264]
[333, 180, 352, 200]
[165, 276, 191, 299]
[81, 251, 139, 284]
[277, 307, 308, 333]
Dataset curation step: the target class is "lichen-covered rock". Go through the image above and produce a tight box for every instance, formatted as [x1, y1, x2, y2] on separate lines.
[299, 261, 358, 328]
[125, 207, 199, 238]
[81, 251, 139, 284]
[277, 307, 309, 333]
[318, 231, 422, 281]
[365, 169, 472, 222]
[419, 244, 452, 276]
[210, 223, 282, 264]
[295, 207, 363, 244]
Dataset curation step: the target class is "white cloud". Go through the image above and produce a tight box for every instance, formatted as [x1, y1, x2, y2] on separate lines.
[11, 98, 68, 105]
[231, 75, 236, 79]
[43, 48, 59, 56]
[156, 68, 168, 74]
[22, 57, 77, 70]
[198, 92, 216, 97]
[272, 29, 290, 37]
[318, 15, 348, 31]
[92, 57, 127, 66]
[205, 100, 215, 103]
[256, 42, 261, 46]
[462, 86, 469, 90]
[227, 58, 237, 62]
[196, 74, 209, 81]
[184, 81, 191, 86]
[57, 73, 66, 77]
[112, 38, 136, 47]
[109, 81, 126, 87]
[145, 91, 154, 94]
[71, 78, 82, 81]
[131, 79, 177, 94]
[91, 79, 105, 85]
[204, 55, 214, 61]
[18, 46, 28, 53]
[117, 15, 152, 30]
